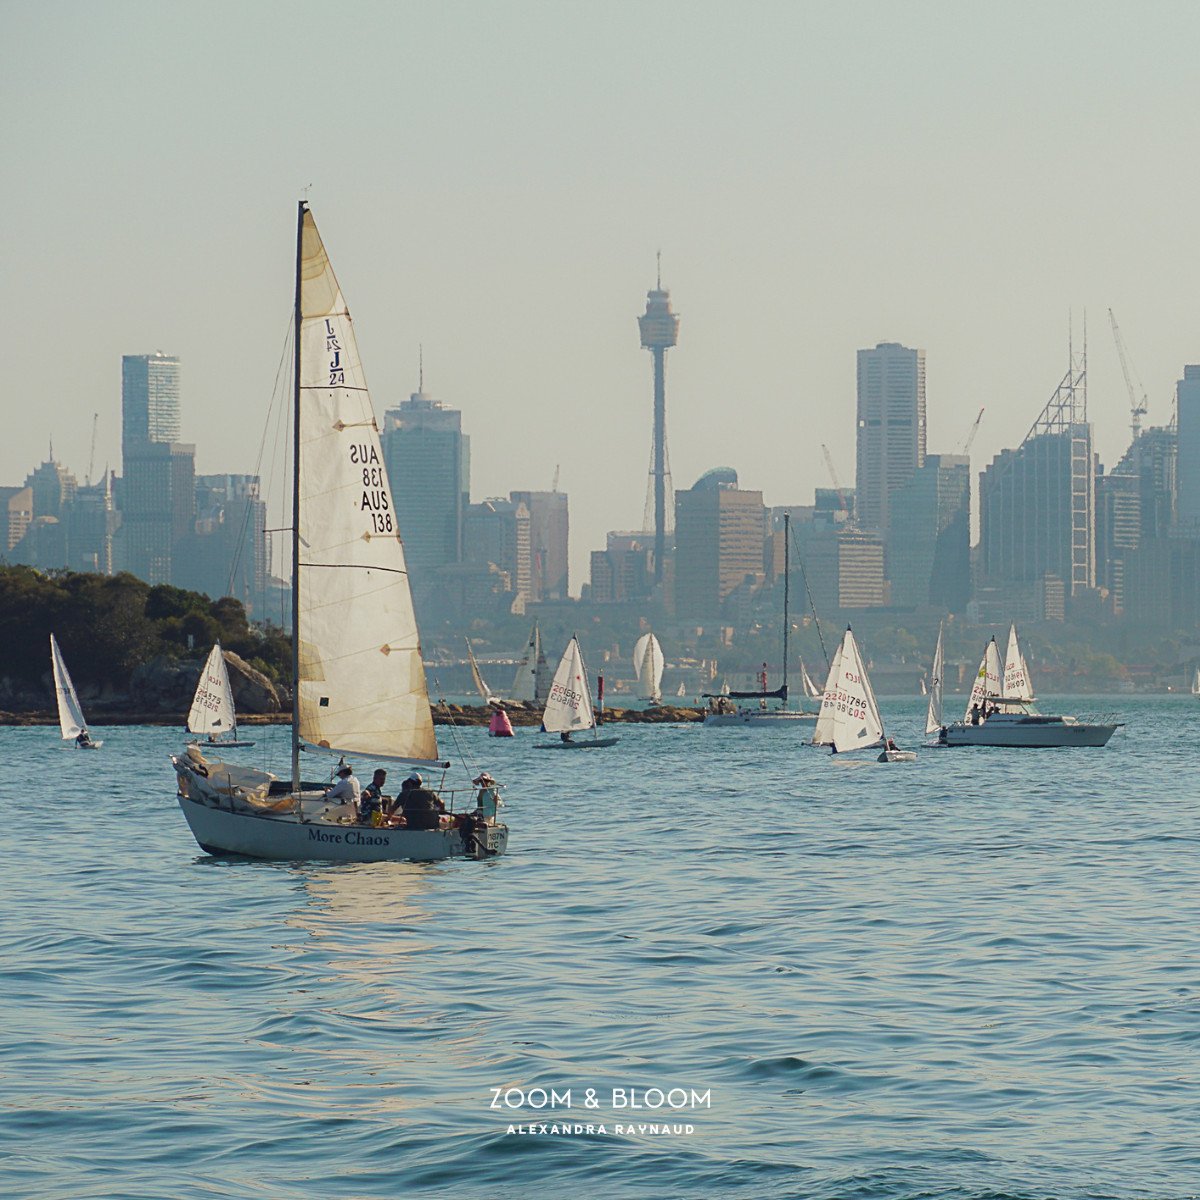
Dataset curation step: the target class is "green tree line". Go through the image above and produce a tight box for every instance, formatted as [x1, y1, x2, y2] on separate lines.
[0, 566, 291, 691]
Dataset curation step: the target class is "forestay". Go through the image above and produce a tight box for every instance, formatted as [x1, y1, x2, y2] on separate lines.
[830, 628, 885, 753]
[542, 637, 595, 734]
[633, 632, 664, 702]
[964, 637, 1003, 719]
[188, 642, 236, 738]
[295, 209, 440, 766]
[812, 640, 845, 745]
[925, 623, 944, 736]
[50, 634, 86, 740]
[1002, 624, 1034, 700]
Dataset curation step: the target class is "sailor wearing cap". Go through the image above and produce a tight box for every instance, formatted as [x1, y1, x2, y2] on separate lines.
[323, 762, 361, 808]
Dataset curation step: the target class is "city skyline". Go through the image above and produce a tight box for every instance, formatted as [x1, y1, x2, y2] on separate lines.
[7, 4, 1200, 593]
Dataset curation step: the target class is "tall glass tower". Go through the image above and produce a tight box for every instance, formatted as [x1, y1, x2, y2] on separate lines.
[122, 353, 181, 455]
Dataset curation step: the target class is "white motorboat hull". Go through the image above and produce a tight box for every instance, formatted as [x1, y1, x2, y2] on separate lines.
[942, 717, 1119, 747]
[704, 709, 818, 728]
[177, 792, 507, 861]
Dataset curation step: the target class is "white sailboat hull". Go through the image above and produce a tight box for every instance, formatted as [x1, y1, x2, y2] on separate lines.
[703, 709, 818, 728]
[176, 791, 508, 861]
[942, 715, 1119, 747]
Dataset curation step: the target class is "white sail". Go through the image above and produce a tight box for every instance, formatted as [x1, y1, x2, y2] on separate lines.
[677, 681, 686, 697]
[295, 207, 440, 766]
[542, 637, 595, 734]
[925, 623, 944, 736]
[534, 630, 553, 701]
[812, 640, 845, 745]
[50, 634, 86, 740]
[1193, 666, 1200, 696]
[1002, 624, 1034, 700]
[829, 628, 886, 752]
[799, 658, 821, 698]
[964, 637, 1004, 719]
[633, 632, 664, 702]
[466, 639, 496, 704]
[510, 621, 539, 702]
[188, 642, 237, 738]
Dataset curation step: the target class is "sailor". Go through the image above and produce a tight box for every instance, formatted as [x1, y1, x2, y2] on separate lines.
[359, 768, 387, 824]
[75, 730, 92, 748]
[323, 763, 360, 809]
[400, 771, 445, 829]
[560, 730, 573, 743]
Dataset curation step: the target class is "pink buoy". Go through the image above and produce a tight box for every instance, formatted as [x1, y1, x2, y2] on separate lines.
[488, 708, 514, 737]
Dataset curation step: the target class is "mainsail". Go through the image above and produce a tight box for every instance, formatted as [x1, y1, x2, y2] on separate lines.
[1002, 624, 1034, 701]
[964, 637, 1003, 719]
[294, 206, 442, 767]
[633, 632, 665, 703]
[542, 637, 595, 734]
[829, 628, 885, 753]
[511, 620, 540, 702]
[925, 623, 944, 736]
[50, 634, 86, 740]
[188, 642, 237, 739]
[812, 639, 845, 745]
[799, 658, 821, 699]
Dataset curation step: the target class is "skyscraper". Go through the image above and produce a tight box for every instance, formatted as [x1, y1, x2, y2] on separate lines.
[122, 353, 181, 448]
[509, 489, 568, 601]
[1176, 365, 1200, 528]
[638, 264, 679, 585]
[979, 345, 1094, 600]
[855, 343, 926, 533]
[674, 468, 765, 621]
[887, 454, 970, 611]
[381, 386, 469, 579]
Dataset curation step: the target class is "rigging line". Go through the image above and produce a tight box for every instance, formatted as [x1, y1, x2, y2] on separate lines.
[432, 687, 482, 784]
[226, 312, 295, 602]
[789, 522, 830, 674]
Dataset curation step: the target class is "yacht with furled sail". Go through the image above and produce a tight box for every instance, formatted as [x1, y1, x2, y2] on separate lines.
[703, 513, 819, 728]
[170, 204, 508, 861]
[940, 624, 1121, 747]
[186, 642, 255, 748]
[51, 634, 101, 749]
[812, 626, 915, 761]
[534, 635, 619, 749]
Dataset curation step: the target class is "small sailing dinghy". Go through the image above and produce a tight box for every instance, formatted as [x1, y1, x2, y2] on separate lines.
[923, 622, 946, 746]
[813, 627, 915, 762]
[187, 642, 256, 748]
[510, 619, 551, 707]
[941, 624, 1121, 747]
[633, 632, 665, 705]
[534, 636, 619, 749]
[51, 634, 101, 749]
[1192, 666, 1199, 699]
[170, 204, 508, 861]
[466, 638, 500, 706]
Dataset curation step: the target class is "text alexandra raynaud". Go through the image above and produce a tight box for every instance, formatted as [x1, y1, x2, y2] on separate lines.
[489, 1086, 711, 1111]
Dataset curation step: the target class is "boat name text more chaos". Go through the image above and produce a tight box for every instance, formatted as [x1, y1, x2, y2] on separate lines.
[489, 1087, 711, 1110]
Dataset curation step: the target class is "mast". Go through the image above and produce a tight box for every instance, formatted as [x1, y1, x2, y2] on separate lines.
[782, 512, 790, 709]
[291, 201, 304, 792]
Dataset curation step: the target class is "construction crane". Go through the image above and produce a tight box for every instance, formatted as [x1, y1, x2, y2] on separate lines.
[1109, 308, 1149, 440]
[86, 413, 98, 486]
[820, 444, 849, 515]
[956, 406, 984, 455]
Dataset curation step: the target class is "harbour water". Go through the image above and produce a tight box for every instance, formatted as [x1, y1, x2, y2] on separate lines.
[3, 697, 1198, 1199]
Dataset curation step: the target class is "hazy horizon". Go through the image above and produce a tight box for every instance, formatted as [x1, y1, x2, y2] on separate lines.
[6, 1, 1200, 594]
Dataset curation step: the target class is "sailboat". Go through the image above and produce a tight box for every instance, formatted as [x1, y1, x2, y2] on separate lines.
[676, 681, 687, 698]
[51, 634, 101, 749]
[923, 622, 945, 746]
[633, 632, 665, 705]
[703, 513, 819, 728]
[798, 657, 822, 700]
[534, 636, 619, 749]
[1191, 666, 1199, 699]
[170, 204, 508, 861]
[940, 624, 1121, 747]
[466, 638, 500, 706]
[813, 626, 915, 762]
[510, 619, 551, 706]
[186, 642, 255, 749]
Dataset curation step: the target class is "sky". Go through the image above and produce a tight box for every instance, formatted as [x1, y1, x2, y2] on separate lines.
[5, 0, 1200, 593]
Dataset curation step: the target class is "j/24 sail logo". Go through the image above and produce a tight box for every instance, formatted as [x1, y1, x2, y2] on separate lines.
[325, 320, 345, 386]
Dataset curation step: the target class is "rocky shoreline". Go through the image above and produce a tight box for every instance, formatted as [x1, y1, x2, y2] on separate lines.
[0, 704, 706, 727]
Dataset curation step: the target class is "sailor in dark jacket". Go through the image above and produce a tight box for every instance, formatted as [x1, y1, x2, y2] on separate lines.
[400, 772, 445, 830]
